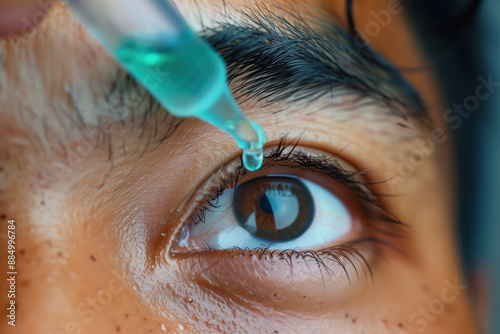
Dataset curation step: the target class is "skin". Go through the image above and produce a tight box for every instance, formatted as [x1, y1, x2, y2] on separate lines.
[0, 0, 478, 333]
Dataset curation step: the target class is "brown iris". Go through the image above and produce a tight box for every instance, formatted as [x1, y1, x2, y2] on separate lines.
[232, 175, 315, 241]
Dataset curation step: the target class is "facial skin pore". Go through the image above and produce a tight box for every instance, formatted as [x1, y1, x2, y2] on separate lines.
[0, 1, 477, 333]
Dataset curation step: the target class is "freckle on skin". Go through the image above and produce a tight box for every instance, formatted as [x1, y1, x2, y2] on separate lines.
[19, 249, 25, 255]
[352, 318, 356, 323]
[47, 241, 53, 247]
[90, 255, 96, 261]
[41, 200, 45, 205]
[422, 283, 431, 293]
[125, 313, 129, 319]
[0, 214, 6, 219]
[382, 319, 388, 325]
[116, 326, 120, 332]
[57, 251, 63, 257]
[345, 313, 349, 318]
[398, 323, 404, 328]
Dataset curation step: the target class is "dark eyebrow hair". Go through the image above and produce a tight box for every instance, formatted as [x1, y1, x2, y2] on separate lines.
[200, 8, 426, 121]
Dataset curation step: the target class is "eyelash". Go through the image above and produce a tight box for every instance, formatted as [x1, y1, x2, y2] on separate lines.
[179, 137, 406, 284]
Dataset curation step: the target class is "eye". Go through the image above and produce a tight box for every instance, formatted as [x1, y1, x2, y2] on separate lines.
[167, 142, 406, 305]
[173, 170, 357, 253]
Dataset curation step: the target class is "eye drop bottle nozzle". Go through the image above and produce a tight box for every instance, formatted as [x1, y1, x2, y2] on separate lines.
[203, 89, 265, 171]
[66, 0, 265, 171]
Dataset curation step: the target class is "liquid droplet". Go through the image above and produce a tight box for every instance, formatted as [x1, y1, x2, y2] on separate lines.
[178, 324, 184, 330]
[243, 148, 263, 171]
[161, 324, 167, 332]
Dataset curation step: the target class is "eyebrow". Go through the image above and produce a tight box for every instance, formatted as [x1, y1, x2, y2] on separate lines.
[203, 10, 425, 118]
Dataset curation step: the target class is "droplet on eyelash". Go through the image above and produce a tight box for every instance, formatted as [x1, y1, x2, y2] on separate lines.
[243, 148, 263, 171]
[161, 324, 167, 332]
[185, 297, 193, 303]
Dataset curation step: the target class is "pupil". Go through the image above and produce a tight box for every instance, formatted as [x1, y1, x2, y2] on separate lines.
[260, 195, 274, 214]
[233, 175, 315, 241]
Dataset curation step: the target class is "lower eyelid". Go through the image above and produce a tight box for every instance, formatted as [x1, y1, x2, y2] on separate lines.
[171, 240, 380, 312]
[166, 195, 385, 312]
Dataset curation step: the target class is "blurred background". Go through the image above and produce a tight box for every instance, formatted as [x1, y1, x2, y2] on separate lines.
[408, 0, 499, 332]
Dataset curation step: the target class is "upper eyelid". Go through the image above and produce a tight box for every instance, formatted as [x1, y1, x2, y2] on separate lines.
[185, 139, 404, 235]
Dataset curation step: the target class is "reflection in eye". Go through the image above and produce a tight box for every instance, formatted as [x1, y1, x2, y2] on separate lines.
[174, 174, 352, 252]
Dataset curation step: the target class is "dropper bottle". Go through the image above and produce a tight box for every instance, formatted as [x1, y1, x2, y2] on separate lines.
[66, 0, 265, 171]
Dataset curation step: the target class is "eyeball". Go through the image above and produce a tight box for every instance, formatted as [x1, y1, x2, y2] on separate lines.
[173, 174, 353, 253]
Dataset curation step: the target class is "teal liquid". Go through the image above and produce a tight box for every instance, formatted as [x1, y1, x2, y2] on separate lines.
[115, 32, 225, 115]
[114, 33, 265, 171]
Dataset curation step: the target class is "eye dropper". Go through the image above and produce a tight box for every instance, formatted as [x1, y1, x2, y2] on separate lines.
[66, 0, 265, 171]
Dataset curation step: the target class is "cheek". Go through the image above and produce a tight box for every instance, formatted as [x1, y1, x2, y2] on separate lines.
[2, 210, 185, 334]
[0, 159, 179, 334]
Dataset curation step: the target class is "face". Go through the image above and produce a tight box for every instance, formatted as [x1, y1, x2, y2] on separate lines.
[0, 1, 478, 333]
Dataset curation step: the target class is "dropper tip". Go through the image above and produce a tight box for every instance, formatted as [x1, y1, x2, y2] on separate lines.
[204, 89, 266, 171]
